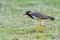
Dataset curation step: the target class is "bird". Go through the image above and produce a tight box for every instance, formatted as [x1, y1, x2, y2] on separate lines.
[23, 10, 55, 32]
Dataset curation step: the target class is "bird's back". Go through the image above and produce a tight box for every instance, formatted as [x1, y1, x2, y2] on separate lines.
[31, 12, 49, 19]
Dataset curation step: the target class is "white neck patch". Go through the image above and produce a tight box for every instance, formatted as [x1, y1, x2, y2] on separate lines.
[29, 13, 37, 19]
[29, 13, 31, 14]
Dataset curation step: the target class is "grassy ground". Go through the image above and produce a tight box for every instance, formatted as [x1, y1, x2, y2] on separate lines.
[0, 0, 60, 40]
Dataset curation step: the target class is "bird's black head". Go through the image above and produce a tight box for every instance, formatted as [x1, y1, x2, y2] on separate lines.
[23, 11, 34, 19]
[23, 11, 31, 15]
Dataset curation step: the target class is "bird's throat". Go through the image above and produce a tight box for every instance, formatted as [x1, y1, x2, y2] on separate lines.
[28, 14, 34, 19]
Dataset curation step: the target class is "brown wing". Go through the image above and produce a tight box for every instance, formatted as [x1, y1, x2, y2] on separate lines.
[31, 12, 49, 19]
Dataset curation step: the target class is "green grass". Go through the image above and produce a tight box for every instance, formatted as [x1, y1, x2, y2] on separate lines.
[0, 0, 60, 40]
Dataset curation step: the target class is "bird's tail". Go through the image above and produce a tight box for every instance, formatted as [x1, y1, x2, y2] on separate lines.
[47, 16, 55, 21]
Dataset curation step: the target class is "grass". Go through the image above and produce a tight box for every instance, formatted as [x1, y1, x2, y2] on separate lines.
[0, 0, 60, 40]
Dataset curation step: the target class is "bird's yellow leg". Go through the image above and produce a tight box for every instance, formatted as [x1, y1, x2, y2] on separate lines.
[37, 20, 43, 32]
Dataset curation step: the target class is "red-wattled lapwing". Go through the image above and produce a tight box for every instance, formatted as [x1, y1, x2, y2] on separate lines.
[23, 11, 55, 32]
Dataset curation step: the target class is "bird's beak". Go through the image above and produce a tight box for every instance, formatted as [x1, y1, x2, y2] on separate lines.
[23, 13, 26, 15]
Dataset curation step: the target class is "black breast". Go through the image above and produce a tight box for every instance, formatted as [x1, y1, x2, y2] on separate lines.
[28, 14, 34, 19]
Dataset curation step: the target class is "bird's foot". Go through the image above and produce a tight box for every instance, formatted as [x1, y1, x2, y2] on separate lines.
[37, 31, 43, 33]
